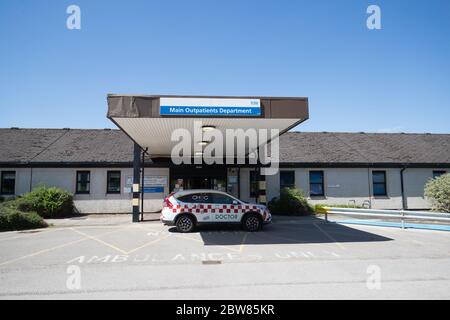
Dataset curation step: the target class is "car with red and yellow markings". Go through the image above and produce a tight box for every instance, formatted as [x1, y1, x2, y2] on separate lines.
[161, 189, 272, 232]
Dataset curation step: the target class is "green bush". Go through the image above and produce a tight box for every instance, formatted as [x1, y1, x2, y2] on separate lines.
[0, 204, 48, 231]
[19, 185, 74, 218]
[268, 188, 313, 216]
[424, 174, 450, 213]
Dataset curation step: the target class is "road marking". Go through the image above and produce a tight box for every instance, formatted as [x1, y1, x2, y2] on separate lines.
[70, 228, 128, 255]
[126, 234, 171, 254]
[0, 228, 121, 267]
[313, 223, 346, 250]
[239, 233, 249, 253]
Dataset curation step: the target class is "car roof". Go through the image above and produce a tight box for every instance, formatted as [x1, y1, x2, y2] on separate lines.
[173, 189, 231, 197]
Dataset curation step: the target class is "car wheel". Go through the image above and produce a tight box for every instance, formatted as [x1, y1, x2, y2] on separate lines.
[242, 213, 262, 232]
[176, 215, 195, 233]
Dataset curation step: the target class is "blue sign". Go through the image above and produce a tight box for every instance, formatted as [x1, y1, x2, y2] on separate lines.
[160, 106, 260, 116]
[159, 97, 261, 117]
[143, 186, 164, 193]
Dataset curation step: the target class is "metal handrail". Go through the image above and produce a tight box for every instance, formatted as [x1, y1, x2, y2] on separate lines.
[321, 207, 450, 228]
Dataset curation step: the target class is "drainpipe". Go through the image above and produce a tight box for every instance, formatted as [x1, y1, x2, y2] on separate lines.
[29, 166, 33, 192]
[400, 166, 407, 210]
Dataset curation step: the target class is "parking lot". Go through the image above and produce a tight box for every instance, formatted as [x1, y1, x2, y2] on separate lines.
[0, 215, 449, 299]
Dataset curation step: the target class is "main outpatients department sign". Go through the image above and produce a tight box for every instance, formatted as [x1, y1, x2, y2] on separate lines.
[160, 97, 261, 116]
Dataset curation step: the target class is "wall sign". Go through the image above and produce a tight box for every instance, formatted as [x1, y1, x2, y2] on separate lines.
[160, 97, 261, 116]
[144, 176, 168, 187]
[143, 187, 164, 193]
[124, 175, 167, 193]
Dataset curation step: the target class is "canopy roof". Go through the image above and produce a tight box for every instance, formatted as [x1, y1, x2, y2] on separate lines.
[107, 94, 309, 158]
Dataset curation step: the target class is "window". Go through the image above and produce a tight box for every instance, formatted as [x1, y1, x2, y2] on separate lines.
[433, 170, 446, 179]
[372, 171, 387, 196]
[250, 170, 258, 197]
[309, 171, 324, 197]
[177, 193, 209, 203]
[280, 171, 295, 190]
[211, 193, 235, 204]
[107, 171, 121, 194]
[76, 171, 90, 194]
[1, 171, 16, 195]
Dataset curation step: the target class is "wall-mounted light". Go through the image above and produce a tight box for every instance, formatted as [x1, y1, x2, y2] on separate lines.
[198, 141, 209, 146]
[201, 125, 216, 132]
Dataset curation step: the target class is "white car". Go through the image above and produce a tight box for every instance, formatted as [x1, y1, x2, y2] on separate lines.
[161, 189, 272, 233]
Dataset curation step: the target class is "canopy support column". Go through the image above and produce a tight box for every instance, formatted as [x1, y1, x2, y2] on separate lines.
[132, 142, 141, 222]
[256, 166, 267, 205]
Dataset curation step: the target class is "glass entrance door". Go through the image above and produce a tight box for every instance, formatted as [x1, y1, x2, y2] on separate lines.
[170, 177, 226, 192]
[170, 165, 227, 192]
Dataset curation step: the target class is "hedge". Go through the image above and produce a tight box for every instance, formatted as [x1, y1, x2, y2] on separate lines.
[268, 188, 314, 216]
[0, 186, 74, 232]
[0, 204, 48, 231]
[19, 185, 74, 218]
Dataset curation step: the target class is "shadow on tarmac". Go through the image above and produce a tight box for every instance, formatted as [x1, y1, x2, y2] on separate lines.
[168, 216, 392, 246]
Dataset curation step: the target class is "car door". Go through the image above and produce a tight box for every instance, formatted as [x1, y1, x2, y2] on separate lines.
[209, 193, 241, 223]
[177, 192, 210, 221]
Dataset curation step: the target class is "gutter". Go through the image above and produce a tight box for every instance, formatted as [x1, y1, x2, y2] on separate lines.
[400, 166, 407, 210]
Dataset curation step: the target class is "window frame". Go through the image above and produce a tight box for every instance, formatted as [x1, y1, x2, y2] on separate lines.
[106, 170, 121, 194]
[280, 170, 295, 190]
[1, 171, 16, 195]
[372, 170, 387, 196]
[309, 170, 325, 197]
[76, 170, 91, 194]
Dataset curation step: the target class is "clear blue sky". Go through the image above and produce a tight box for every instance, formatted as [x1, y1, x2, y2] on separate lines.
[1, 0, 449, 133]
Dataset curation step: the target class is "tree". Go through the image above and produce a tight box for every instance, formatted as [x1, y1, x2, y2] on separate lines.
[424, 174, 450, 213]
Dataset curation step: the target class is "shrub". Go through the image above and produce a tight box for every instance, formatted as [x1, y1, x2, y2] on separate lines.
[19, 185, 74, 218]
[0, 205, 48, 231]
[424, 174, 450, 213]
[268, 188, 313, 216]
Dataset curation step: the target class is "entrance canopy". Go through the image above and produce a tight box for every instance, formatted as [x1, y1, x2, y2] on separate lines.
[107, 94, 309, 158]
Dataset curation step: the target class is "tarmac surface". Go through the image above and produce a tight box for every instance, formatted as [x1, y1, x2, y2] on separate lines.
[0, 214, 449, 299]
